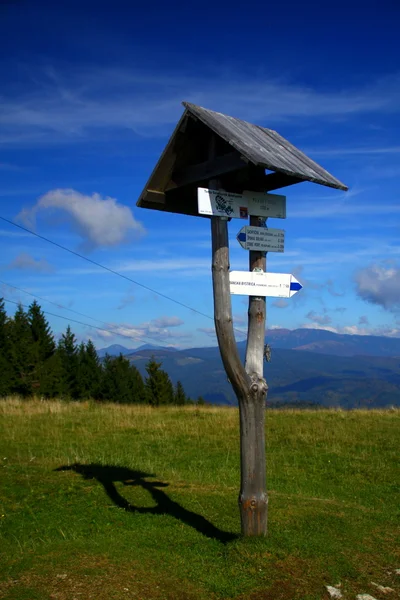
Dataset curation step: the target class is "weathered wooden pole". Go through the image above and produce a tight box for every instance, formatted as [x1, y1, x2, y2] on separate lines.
[136, 101, 347, 536]
[242, 216, 268, 535]
[210, 168, 268, 536]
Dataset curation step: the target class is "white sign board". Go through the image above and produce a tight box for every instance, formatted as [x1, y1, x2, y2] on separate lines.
[243, 190, 286, 219]
[197, 188, 286, 219]
[229, 271, 302, 298]
[237, 226, 285, 252]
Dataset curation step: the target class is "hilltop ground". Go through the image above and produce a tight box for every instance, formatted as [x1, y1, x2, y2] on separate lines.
[0, 400, 399, 600]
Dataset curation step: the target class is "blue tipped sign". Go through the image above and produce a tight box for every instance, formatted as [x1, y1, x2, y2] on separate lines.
[236, 226, 285, 252]
[290, 281, 302, 292]
[229, 271, 303, 298]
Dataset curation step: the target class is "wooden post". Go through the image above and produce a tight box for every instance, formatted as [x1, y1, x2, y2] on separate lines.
[242, 216, 268, 535]
[210, 159, 268, 536]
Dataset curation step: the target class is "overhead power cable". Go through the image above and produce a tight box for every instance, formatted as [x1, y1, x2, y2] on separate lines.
[0, 216, 214, 322]
[0, 279, 181, 348]
[0, 279, 112, 325]
[1, 219, 304, 380]
[1, 216, 285, 349]
[2, 297, 169, 348]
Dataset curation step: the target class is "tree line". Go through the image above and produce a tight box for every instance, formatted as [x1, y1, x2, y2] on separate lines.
[0, 299, 194, 405]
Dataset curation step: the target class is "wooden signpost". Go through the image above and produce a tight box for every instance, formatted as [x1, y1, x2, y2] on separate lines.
[198, 187, 287, 219]
[229, 271, 302, 297]
[236, 226, 285, 253]
[136, 102, 347, 537]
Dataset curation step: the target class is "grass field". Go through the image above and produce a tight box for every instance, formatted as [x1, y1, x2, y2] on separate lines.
[0, 400, 399, 600]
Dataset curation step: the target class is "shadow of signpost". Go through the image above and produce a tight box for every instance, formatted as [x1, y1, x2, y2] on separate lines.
[56, 463, 237, 544]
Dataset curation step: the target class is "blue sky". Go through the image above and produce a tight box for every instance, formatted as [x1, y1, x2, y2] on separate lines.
[1, 0, 400, 349]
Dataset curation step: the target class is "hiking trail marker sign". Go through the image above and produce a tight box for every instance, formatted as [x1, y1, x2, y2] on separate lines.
[197, 187, 286, 219]
[230, 271, 302, 297]
[236, 226, 285, 252]
[136, 101, 348, 538]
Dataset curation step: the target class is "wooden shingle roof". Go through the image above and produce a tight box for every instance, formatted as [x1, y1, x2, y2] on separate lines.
[183, 103, 347, 191]
[136, 103, 347, 217]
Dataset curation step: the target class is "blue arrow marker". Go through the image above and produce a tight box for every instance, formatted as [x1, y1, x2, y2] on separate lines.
[290, 281, 302, 292]
[237, 232, 246, 242]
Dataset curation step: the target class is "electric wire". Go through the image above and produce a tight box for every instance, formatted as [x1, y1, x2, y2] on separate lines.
[0, 216, 215, 322]
[0, 279, 116, 325]
[0, 278, 181, 348]
[2, 297, 172, 348]
[1, 216, 303, 379]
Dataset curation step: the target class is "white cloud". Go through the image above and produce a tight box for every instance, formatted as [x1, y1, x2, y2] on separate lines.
[151, 316, 184, 328]
[17, 188, 145, 249]
[272, 299, 289, 309]
[297, 322, 400, 338]
[298, 323, 338, 333]
[305, 310, 332, 325]
[116, 258, 210, 273]
[1, 66, 400, 145]
[7, 252, 54, 273]
[354, 263, 400, 311]
[340, 324, 400, 337]
[65, 257, 211, 276]
[94, 316, 190, 346]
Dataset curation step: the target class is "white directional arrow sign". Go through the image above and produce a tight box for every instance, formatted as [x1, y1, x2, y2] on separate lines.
[229, 271, 302, 298]
[237, 226, 285, 252]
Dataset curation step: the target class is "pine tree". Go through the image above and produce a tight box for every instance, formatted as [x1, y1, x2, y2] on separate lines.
[78, 340, 102, 399]
[0, 299, 14, 396]
[130, 363, 145, 404]
[9, 304, 33, 396]
[145, 357, 174, 406]
[57, 325, 80, 399]
[100, 354, 116, 401]
[160, 370, 174, 405]
[28, 300, 56, 394]
[78, 342, 87, 396]
[39, 351, 64, 399]
[101, 354, 143, 403]
[174, 380, 187, 405]
[28, 301, 56, 361]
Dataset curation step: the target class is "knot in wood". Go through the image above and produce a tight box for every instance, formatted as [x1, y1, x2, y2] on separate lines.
[251, 383, 259, 393]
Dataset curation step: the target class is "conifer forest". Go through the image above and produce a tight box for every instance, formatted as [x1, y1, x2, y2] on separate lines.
[0, 298, 190, 405]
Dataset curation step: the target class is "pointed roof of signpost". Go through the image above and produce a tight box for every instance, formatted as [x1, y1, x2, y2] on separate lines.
[136, 102, 347, 216]
[182, 103, 347, 190]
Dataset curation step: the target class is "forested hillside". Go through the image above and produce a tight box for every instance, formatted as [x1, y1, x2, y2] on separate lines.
[0, 299, 190, 405]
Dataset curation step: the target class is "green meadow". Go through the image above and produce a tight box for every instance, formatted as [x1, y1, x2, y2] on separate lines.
[0, 400, 399, 599]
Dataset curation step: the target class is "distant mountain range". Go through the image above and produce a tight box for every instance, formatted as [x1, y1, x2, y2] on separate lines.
[264, 328, 400, 357]
[97, 329, 400, 408]
[97, 343, 178, 358]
